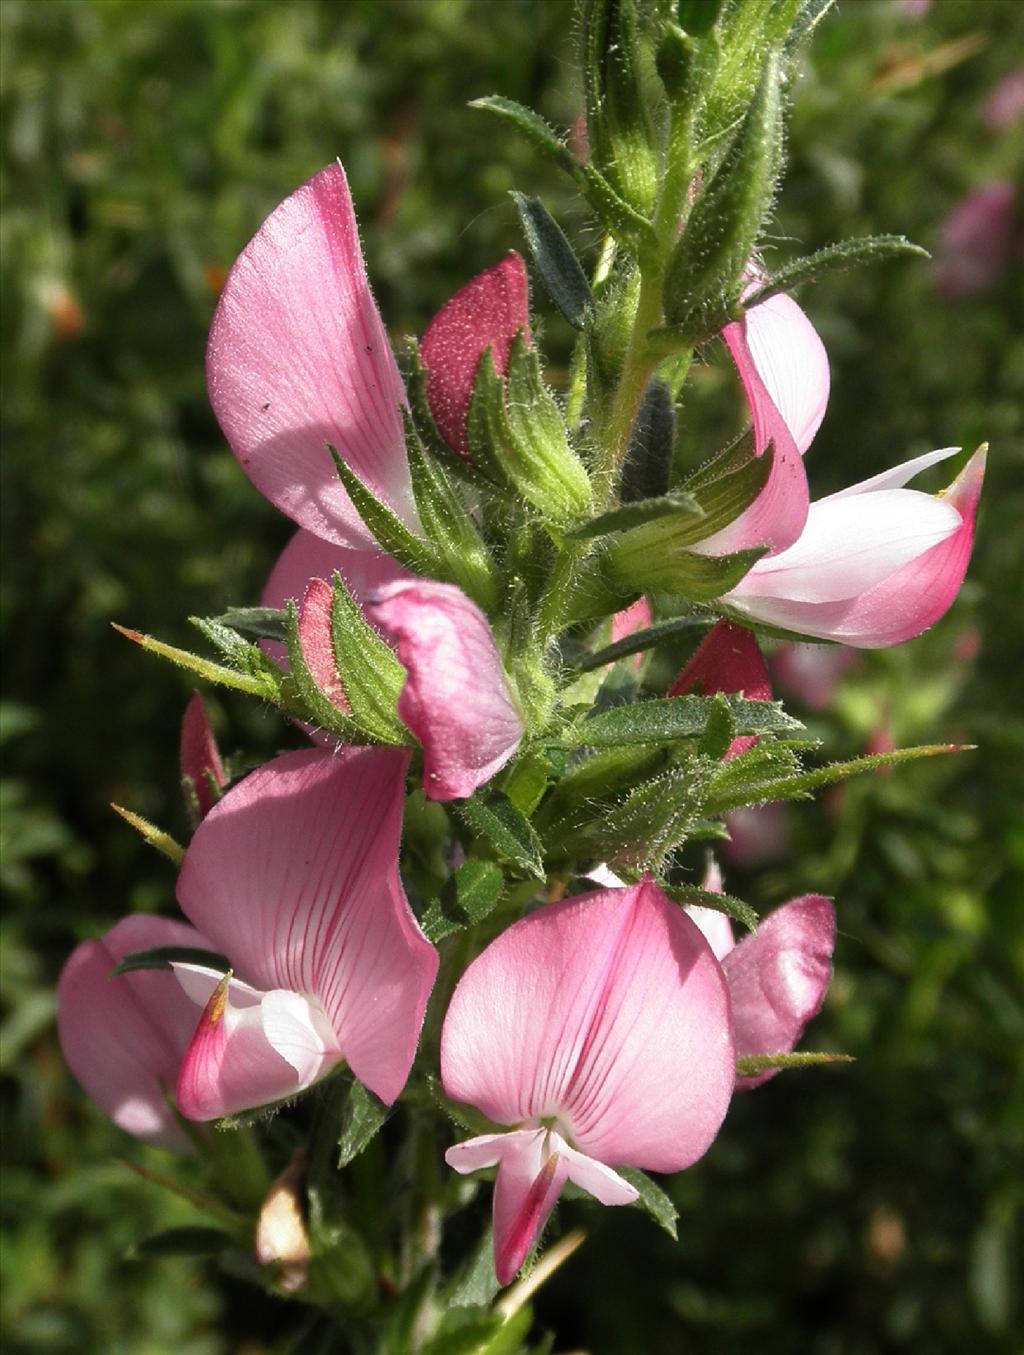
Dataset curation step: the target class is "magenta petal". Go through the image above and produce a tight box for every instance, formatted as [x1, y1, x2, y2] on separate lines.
[176, 747, 438, 1107]
[420, 252, 530, 456]
[491, 1130, 570, 1287]
[180, 692, 226, 819]
[57, 915, 211, 1149]
[669, 620, 772, 760]
[207, 162, 415, 547]
[440, 881, 735, 1175]
[723, 895, 835, 1090]
[367, 580, 524, 800]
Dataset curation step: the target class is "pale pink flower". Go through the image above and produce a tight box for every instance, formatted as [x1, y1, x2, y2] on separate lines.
[686, 862, 835, 1090]
[441, 880, 735, 1285]
[57, 914, 211, 1150]
[420, 251, 530, 456]
[934, 181, 1016, 299]
[368, 579, 525, 800]
[695, 290, 830, 557]
[982, 71, 1024, 133]
[174, 747, 438, 1119]
[668, 619, 772, 759]
[724, 446, 986, 646]
[180, 692, 227, 818]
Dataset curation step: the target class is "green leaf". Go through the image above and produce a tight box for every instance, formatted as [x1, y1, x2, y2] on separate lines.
[568, 695, 802, 747]
[189, 617, 283, 684]
[112, 944, 230, 976]
[328, 572, 407, 742]
[659, 882, 758, 933]
[737, 1051, 854, 1077]
[447, 1227, 500, 1309]
[284, 600, 366, 743]
[455, 791, 546, 880]
[697, 692, 737, 759]
[679, 439, 775, 542]
[469, 95, 575, 171]
[330, 448, 439, 576]
[563, 490, 702, 542]
[337, 1079, 390, 1168]
[617, 1167, 678, 1240]
[421, 860, 505, 942]
[215, 606, 287, 641]
[707, 743, 965, 813]
[570, 614, 713, 675]
[607, 531, 765, 598]
[131, 1226, 235, 1259]
[112, 623, 285, 704]
[676, 0, 724, 37]
[742, 235, 928, 308]
[110, 804, 185, 865]
[511, 192, 593, 330]
[784, 0, 837, 52]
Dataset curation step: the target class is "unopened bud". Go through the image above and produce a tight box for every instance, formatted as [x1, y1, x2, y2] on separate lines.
[256, 1150, 310, 1293]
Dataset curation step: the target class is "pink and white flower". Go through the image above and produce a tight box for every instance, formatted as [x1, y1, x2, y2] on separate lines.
[441, 880, 735, 1285]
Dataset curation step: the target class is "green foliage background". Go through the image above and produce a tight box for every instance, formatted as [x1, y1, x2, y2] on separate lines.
[2, 1, 1022, 1351]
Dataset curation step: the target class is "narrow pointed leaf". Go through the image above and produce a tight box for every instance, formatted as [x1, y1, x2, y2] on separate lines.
[111, 624, 284, 703]
[568, 695, 802, 747]
[659, 881, 758, 933]
[111, 944, 230, 977]
[455, 791, 546, 880]
[570, 614, 713, 674]
[563, 490, 702, 541]
[511, 192, 594, 329]
[331, 449, 438, 576]
[110, 804, 185, 865]
[337, 1079, 390, 1168]
[215, 607, 288, 641]
[743, 236, 929, 309]
[736, 1051, 854, 1076]
[616, 1167, 679, 1240]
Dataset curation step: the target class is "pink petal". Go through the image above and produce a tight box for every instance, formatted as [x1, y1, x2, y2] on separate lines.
[694, 295, 822, 556]
[668, 620, 771, 760]
[440, 880, 735, 1176]
[420, 252, 530, 456]
[180, 692, 226, 819]
[727, 450, 985, 646]
[610, 597, 653, 673]
[367, 580, 524, 800]
[683, 858, 735, 963]
[982, 70, 1024, 134]
[823, 446, 960, 500]
[176, 747, 438, 1108]
[57, 915, 211, 1149]
[207, 162, 416, 548]
[723, 895, 835, 1090]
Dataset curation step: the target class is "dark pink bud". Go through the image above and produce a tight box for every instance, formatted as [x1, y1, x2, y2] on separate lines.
[420, 252, 530, 456]
[669, 620, 772, 761]
[180, 692, 227, 819]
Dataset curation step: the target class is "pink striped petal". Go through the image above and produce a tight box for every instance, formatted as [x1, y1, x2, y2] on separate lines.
[176, 747, 438, 1108]
[420, 252, 530, 456]
[440, 880, 734, 1175]
[723, 895, 835, 1090]
[207, 162, 415, 548]
[180, 692, 226, 819]
[669, 620, 772, 760]
[367, 580, 524, 800]
[694, 294, 824, 556]
[57, 915, 211, 1149]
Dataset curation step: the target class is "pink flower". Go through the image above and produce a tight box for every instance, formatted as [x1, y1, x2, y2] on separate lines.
[57, 914, 211, 1149]
[420, 252, 531, 456]
[934, 182, 1016, 299]
[694, 290, 830, 557]
[721, 802, 790, 867]
[441, 880, 735, 1285]
[686, 862, 836, 1090]
[724, 446, 986, 646]
[668, 619, 772, 759]
[368, 579, 525, 800]
[173, 747, 438, 1119]
[771, 642, 858, 710]
[982, 71, 1024, 133]
[180, 692, 227, 818]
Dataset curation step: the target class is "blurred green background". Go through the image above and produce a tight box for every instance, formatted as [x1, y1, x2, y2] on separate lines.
[2, 0, 1022, 1351]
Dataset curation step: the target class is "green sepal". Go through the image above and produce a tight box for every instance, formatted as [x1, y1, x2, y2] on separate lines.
[658, 881, 758, 933]
[337, 1078, 390, 1169]
[697, 692, 738, 759]
[737, 1050, 854, 1076]
[706, 743, 966, 814]
[562, 489, 702, 542]
[663, 51, 783, 335]
[111, 944, 230, 977]
[499, 746, 558, 816]
[328, 572, 407, 743]
[677, 437, 775, 542]
[130, 1226, 235, 1260]
[567, 694, 803, 747]
[426, 1075, 508, 1138]
[606, 536, 766, 599]
[511, 192, 594, 330]
[455, 790, 546, 881]
[215, 606, 287, 641]
[620, 378, 676, 504]
[740, 234, 930, 309]
[111, 623, 288, 706]
[330, 447, 439, 577]
[189, 617, 286, 688]
[284, 600, 367, 744]
[420, 859, 506, 943]
[617, 1166, 678, 1240]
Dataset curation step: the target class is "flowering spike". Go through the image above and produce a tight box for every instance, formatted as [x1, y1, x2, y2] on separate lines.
[420, 252, 531, 456]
